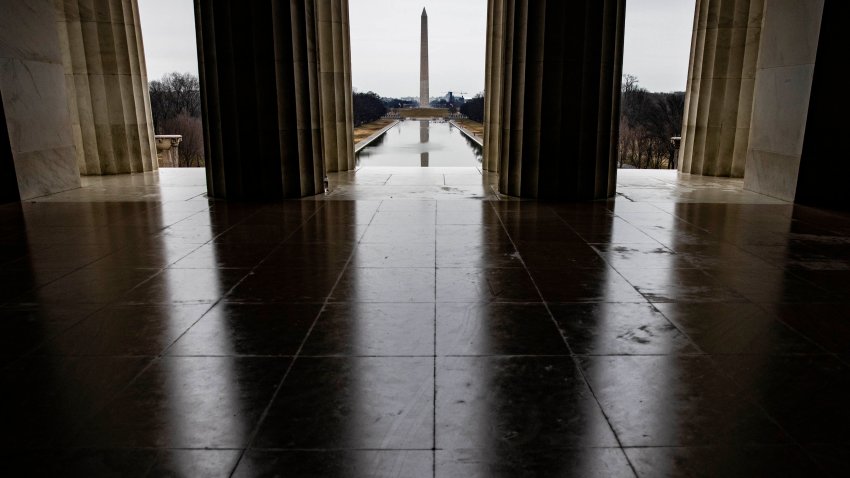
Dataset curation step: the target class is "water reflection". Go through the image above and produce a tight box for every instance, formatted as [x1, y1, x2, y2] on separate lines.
[420, 120, 429, 167]
[356, 120, 481, 167]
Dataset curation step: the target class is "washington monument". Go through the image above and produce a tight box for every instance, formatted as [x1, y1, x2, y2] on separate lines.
[420, 7, 429, 107]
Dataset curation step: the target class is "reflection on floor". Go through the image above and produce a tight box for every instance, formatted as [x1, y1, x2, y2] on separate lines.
[2, 168, 850, 476]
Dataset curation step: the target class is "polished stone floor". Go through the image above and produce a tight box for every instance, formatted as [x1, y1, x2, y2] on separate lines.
[2, 168, 850, 476]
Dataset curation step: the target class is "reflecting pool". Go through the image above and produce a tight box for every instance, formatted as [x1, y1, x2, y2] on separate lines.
[355, 120, 483, 167]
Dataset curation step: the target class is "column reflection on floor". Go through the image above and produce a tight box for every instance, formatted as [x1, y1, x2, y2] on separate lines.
[2, 171, 850, 476]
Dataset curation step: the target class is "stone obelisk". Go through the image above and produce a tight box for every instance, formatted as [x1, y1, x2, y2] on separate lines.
[420, 7, 429, 107]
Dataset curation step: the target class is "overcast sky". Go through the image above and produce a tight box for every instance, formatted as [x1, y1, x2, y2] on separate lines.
[139, 0, 696, 96]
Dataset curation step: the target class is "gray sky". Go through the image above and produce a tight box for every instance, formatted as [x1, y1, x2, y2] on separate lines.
[139, 0, 696, 96]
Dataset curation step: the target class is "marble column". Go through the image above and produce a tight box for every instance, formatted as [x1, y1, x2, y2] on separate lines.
[55, 0, 158, 175]
[0, 0, 81, 199]
[678, 0, 763, 178]
[317, 0, 355, 173]
[483, 0, 504, 172]
[195, 0, 324, 199]
[485, 0, 625, 199]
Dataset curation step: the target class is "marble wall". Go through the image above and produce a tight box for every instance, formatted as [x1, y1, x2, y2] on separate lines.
[0, 0, 81, 199]
[743, 0, 824, 201]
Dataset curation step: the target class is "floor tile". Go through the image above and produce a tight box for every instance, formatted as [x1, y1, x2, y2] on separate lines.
[579, 355, 790, 446]
[437, 447, 635, 478]
[233, 450, 432, 478]
[0, 449, 157, 477]
[436, 241, 521, 268]
[624, 446, 818, 478]
[0, 304, 97, 364]
[73, 356, 288, 448]
[360, 224, 435, 244]
[715, 354, 850, 444]
[354, 242, 435, 268]
[302, 303, 434, 356]
[263, 242, 356, 269]
[0, 356, 150, 447]
[654, 303, 822, 355]
[145, 449, 242, 478]
[228, 268, 342, 302]
[436, 268, 539, 302]
[804, 443, 850, 477]
[123, 268, 248, 304]
[332, 268, 435, 302]
[170, 242, 277, 269]
[437, 224, 510, 244]
[6, 169, 850, 477]
[593, 244, 694, 270]
[518, 243, 610, 269]
[40, 304, 210, 356]
[437, 356, 619, 449]
[25, 267, 160, 304]
[168, 303, 322, 356]
[550, 303, 698, 355]
[254, 357, 433, 449]
[437, 303, 567, 356]
[768, 303, 850, 354]
[529, 267, 646, 303]
[617, 268, 747, 303]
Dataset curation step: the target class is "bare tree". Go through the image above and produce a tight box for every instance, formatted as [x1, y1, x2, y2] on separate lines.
[619, 75, 684, 169]
[149, 72, 201, 134]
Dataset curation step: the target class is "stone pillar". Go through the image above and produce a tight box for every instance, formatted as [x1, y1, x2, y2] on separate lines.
[485, 0, 625, 199]
[678, 0, 763, 178]
[743, 0, 824, 201]
[194, 0, 326, 199]
[420, 8, 429, 108]
[483, 0, 504, 172]
[55, 0, 158, 175]
[0, 0, 81, 199]
[317, 0, 355, 173]
[155, 135, 182, 168]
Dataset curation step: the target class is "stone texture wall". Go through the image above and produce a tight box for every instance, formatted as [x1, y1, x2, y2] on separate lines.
[0, 0, 81, 199]
[743, 0, 825, 201]
[55, 0, 157, 176]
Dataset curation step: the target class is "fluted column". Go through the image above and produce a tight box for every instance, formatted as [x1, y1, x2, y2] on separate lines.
[679, 0, 763, 177]
[485, 0, 625, 199]
[483, 0, 504, 172]
[195, 0, 325, 199]
[317, 0, 354, 173]
[56, 0, 157, 175]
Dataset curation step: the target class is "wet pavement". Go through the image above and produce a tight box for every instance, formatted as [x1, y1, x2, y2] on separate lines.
[1, 168, 850, 476]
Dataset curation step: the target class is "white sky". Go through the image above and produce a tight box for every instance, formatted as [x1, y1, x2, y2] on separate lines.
[138, 0, 696, 96]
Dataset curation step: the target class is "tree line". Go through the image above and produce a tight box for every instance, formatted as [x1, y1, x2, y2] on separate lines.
[148, 72, 204, 167]
[150, 73, 684, 170]
[619, 74, 684, 169]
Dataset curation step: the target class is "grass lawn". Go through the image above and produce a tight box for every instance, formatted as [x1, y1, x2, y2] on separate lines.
[353, 118, 397, 145]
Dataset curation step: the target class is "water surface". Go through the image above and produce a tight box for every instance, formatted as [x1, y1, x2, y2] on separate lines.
[356, 120, 482, 168]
